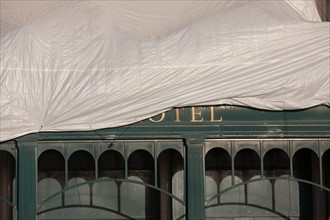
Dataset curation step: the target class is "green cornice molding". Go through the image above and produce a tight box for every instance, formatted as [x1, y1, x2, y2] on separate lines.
[10, 105, 330, 142]
[16, 133, 39, 146]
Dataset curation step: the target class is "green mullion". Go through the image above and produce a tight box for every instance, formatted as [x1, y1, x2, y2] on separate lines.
[95, 142, 98, 180]
[17, 134, 38, 220]
[124, 142, 128, 179]
[289, 140, 293, 177]
[185, 138, 205, 220]
[319, 140, 323, 185]
[64, 143, 68, 188]
[260, 140, 264, 177]
[154, 141, 158, 187]
[231, 141, 235, 186]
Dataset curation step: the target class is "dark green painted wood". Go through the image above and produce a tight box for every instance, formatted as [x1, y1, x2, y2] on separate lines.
[185, 138, 205, 220]
[36, 106, 330, 141]
[4, 105, 330, 220]
[17, 135, 38, 220]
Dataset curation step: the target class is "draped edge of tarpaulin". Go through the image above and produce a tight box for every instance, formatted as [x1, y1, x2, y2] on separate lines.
[0, 1, 329, 142]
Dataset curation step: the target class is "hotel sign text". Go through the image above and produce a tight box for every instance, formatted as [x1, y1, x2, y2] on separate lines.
[148, 106, 223, 123]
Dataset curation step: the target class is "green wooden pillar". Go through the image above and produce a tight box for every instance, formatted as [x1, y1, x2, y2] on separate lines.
[16, 134, 38, 220]
[185, 138, 205, 220]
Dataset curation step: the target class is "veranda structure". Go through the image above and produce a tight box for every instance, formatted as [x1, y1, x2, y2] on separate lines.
[1, 105, 330, 220]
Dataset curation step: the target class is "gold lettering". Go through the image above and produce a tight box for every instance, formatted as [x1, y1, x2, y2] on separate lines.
[191, 107, 204, 122]
[210, 106, 223, 122]
[149, 113, 166, 122]
[175, 108, 181, 122]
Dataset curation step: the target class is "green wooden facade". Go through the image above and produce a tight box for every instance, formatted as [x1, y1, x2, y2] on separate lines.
[1, 105, 330, 219]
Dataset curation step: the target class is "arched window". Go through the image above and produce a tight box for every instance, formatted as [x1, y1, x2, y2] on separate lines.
[205, 148, 231, 204]
[205, 148, 231, 183]
[263, 149, 289, 177]
[38, 149, 65, 216]
[38, 150, 65, 183]
[293, 148, 319, 182]
[0, 150, 15, 220]
[94, 150, 124, 217]
[68, 150, 95, 180]
[65, 150, 95, 216]
[157, 149, 184, 220]
[128, 150, 154, 183]
[263, 149, 296, 217]
[127, 150, 156, 219]
[234, 149, 260, 181]
[293, 148, 319, 219]
[98, 150, 124, 179]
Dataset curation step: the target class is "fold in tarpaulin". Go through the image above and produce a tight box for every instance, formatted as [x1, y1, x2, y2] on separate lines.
[0, 1, 329, 141]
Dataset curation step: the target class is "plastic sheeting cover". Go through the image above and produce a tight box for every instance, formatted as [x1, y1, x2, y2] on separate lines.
[0, 1, 329, 141]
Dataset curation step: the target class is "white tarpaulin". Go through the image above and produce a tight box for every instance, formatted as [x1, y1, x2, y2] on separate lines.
[1, 1, 329, 141]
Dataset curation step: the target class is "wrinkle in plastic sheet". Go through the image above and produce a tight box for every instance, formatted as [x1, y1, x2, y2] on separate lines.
[0, 1, 329, 141]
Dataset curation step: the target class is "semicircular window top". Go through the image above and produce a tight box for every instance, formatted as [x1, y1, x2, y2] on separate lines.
[98, 150, 125, 179]
[263, 149, 289, 177]
[68, 150, 95, 181]
[234, 148, 261, 181]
